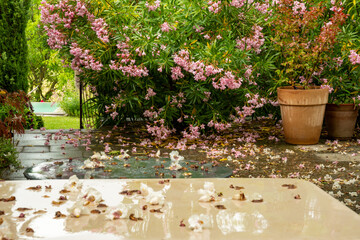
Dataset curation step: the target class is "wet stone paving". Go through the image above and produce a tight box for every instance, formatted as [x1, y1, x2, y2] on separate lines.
[4, 119, 360, 214]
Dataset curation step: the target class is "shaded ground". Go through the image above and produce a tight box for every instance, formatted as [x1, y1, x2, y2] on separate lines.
[4, 118, 360, 214]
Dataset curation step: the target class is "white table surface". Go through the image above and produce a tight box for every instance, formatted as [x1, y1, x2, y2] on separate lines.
[0, 178, 359, 239]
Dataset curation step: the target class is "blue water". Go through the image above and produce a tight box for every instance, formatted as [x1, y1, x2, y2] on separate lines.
[31, 102, 59, 113]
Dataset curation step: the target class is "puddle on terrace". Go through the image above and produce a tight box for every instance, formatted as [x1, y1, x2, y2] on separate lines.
[24, 156, 233, 180]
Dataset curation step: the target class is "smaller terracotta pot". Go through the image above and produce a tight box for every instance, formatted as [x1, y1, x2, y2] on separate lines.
[325, 104, 358, 139]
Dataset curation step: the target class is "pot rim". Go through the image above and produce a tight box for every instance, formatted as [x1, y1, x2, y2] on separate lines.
[326, 103, 359, 111]
[277, 86, 324, 90]
[327, 103, 357, 106]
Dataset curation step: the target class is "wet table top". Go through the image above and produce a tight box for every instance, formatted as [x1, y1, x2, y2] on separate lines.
[1, 178, 359, 240]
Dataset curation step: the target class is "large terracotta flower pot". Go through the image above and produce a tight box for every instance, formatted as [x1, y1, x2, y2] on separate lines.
[325, 104, 358, 139]
[277, 86, 329, 145]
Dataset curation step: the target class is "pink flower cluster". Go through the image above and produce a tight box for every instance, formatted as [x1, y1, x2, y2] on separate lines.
[143, 107, 163, 119]
[208, 1, 222, 14]
[43, 25, 67, 49]
[182, 125, 202, 140]
[193, 25, 204, 33]
[207, 120, 231, 132]
[254, 1, 271, 14]
[161, 22, 171, 32]
[215, 71, 243, 90]
[145, 0, 161, 11]
[135, 47, 146, 57]
[230, 0, 247, 8]
[105, 103, 118, 114]
[333, 57, 343, 67]
[110, 40, 149, 77]
[236, 25, 264, 54]
[40, 1, 110, 48]
[161, 22, 176, 32]
[170, 92, 186, 108]
[111, 64, 149, 77]
[232, 93, 268, 123]
[172, 50, 247, 90]
[349, 50, 360, 65]
[91, 18, 109, 43]
[145, 88, 157, 100]
[237, 132, 260, 143]
[75, 0, 91, 18]
[146, 119, 175, 140]
[171, 66, 185, 80]
[110, 111, 119, 120]
[292, 1, 306, 15]
[205, 65, 222, 77]
[321, 84, 334, 93]
[40, 0, 69, 49]
[69, 43, 103, 71]
[330, 0, 343, 13]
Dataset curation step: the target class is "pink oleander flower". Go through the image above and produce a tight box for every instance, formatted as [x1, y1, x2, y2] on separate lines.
[216, 71, 242, 90]
[230, 0, 246, 8]
[110, 111, 119, 120]
[320, 84, 334, 93]
[333, 57, 343, 67]
[171, 66, 184, 80]
[145, 88, 157, 100]
[70, 43, 103, 71]
[91, 18, 109, 43]
[236, 25, 264, 54]
[161, 22, 171, 32]
[145, 0, 161, 11]
[203, 34, 211, 39]
[255, 2, 270, 14]
[182, 125, 201, 140]
[193, 25, 204, 33]
[349, 50, 360, 65]
[144, 107, 161, 119]
[292, 1, 306, 15]
[208, 1, 222, 13]
[146, 120, 175, 139]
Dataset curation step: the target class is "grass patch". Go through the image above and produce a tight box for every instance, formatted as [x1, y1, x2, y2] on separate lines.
[42, 116, 80, 130]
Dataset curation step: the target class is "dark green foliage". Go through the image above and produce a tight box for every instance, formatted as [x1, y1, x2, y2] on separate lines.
[0, 0, 31, 92]
[23, 106, 44, 129]
[34, 115, 44, 128]
[0, 137, 21, 173]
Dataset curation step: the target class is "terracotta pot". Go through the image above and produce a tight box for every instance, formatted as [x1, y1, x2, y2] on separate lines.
[325, 104, 358, 139]
[277, 86, 329, 145]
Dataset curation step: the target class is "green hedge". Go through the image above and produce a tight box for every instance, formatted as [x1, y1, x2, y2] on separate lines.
[0, 0, 31, 92]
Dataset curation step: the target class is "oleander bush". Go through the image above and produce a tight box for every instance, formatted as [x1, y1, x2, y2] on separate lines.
[39, 0, 360, 139]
